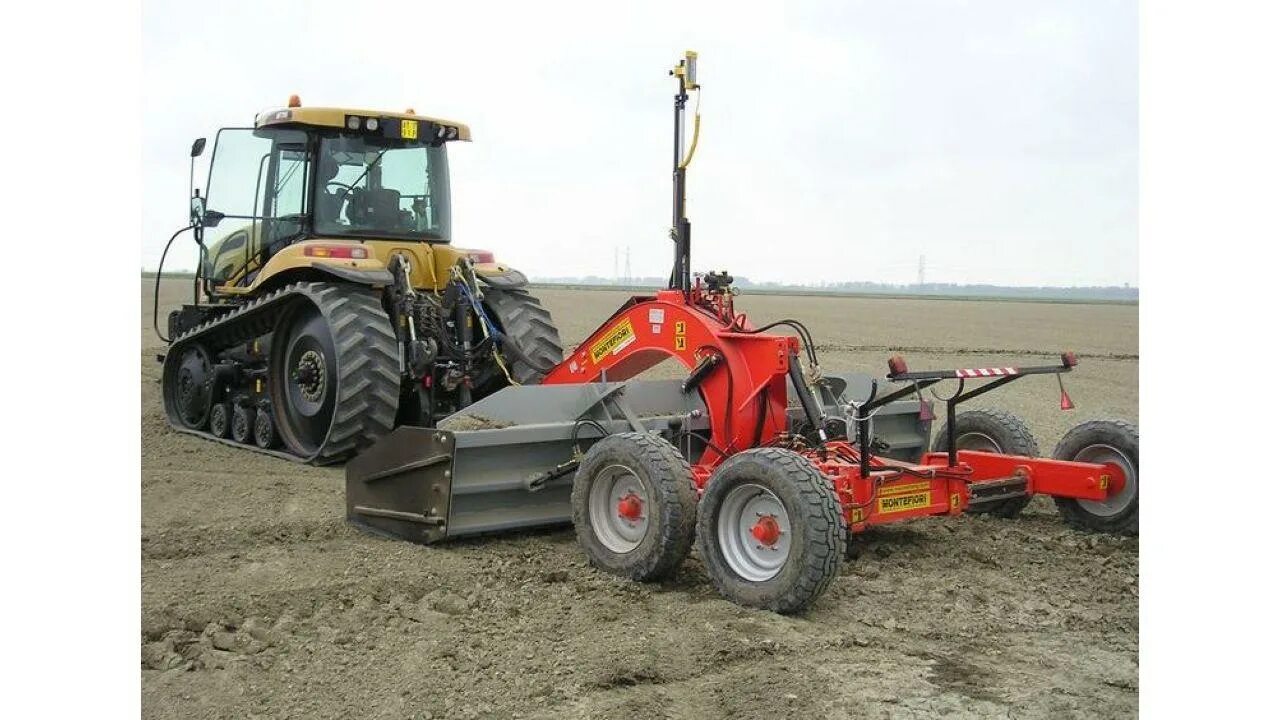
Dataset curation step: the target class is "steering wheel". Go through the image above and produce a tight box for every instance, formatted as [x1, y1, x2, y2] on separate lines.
[326, 180, 356, 196]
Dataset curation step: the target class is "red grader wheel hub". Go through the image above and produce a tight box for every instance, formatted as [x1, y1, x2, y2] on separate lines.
[616, 493, 644, 522]
[750, 515, 782, 546]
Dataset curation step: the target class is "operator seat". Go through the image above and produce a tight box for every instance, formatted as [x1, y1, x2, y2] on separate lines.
[349, 187, 403, 230]
[314, 156, 344, 226]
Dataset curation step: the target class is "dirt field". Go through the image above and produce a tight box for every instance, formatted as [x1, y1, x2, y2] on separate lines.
[142, 279, 1137, 719]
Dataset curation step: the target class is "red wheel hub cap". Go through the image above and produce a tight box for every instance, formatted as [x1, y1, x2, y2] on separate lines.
[750, 515, 781, 546]
[616, 493, 643, 522]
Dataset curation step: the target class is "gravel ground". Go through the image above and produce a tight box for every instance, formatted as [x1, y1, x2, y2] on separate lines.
[142, 279, 1137, 719]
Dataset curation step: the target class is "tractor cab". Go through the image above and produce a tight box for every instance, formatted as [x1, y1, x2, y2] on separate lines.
[194, 97, 470, 290]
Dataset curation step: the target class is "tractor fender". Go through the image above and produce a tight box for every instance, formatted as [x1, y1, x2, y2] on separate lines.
[474, 264, 528, 289]
[309, 262, 394, 287]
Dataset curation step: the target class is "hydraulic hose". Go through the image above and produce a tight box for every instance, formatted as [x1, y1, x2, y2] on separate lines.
[788, 350, 828, 443]
[679, 89, 702, 169]
[153, 225, 195, 343]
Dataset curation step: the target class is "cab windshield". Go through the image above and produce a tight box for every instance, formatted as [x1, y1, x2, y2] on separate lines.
[314, 135, 451, 241]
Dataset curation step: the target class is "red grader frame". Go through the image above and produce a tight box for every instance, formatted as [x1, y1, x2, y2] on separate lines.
[348, 52, 1138, 613]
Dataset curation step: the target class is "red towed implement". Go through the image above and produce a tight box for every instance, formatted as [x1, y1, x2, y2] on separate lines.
[347, 52, 1138, 613]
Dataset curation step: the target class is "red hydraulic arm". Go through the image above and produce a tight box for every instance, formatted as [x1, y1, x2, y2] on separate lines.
[541, 288, 795, 468]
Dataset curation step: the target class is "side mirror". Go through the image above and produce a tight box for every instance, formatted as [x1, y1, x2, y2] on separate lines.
[190, 137, 207, 158]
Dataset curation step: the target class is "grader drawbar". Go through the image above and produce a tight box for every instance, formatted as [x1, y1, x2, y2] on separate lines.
[346, 52, 1138, 613]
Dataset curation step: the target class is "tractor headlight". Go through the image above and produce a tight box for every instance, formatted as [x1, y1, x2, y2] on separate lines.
[346, 115, 360, 130]
[365, 118, 379, 131]
[445, 126, 458, 140]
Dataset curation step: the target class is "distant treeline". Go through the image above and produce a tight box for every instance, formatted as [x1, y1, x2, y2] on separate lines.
[530, 276, 1139, 303]
[141, 271, 1137, 304]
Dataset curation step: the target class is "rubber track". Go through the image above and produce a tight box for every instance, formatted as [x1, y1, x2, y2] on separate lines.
[162, 282, 400, 465]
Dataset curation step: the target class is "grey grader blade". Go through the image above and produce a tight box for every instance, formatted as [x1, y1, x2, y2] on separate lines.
[346, 372, 930, 545]
[346, 379, 706, 544]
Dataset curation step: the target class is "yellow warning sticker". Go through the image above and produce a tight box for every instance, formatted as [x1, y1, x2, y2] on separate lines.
[675, 321, 687, 335]
[879, 481, 931, 497]
[675, 336, 687, 351]
[590, 318, 637, 364]
[401, 120, 418, 140]
[877, 492, 931, 515]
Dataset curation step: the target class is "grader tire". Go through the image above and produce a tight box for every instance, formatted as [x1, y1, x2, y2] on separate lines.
[697, 448, 844, 614]
[571, 432, 698, 582]
[1052, 419, 1139, 535]
[932, 409, 1039, 518]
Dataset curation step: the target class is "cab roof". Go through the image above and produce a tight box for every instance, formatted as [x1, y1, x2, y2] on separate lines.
[254, 104, 472, 141]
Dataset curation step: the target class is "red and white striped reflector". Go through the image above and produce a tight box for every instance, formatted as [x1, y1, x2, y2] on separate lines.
[954, 367, 1019, 378]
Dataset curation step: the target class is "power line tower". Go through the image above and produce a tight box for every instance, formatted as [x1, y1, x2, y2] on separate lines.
[917, 255, 926, 286]
[624, 247, 632, 285]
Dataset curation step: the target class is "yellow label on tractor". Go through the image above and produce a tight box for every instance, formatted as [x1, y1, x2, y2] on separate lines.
[401, 120, 418, 140]
[590, 318, 637, 364]
[675, 336, 687, 351]
[877, 491, 931, 515]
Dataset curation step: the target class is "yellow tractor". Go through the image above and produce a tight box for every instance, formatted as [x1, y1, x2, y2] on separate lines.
[156, 97, 563, 463]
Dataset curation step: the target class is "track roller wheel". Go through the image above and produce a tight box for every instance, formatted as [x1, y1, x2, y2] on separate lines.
[570, 432, 697, 582]
[170, 345, 214, 430]
[208, 402, 231, 439]
[932, 408, 1039, 518]
[696, 448, 844, 614]
[231, 405, 256, 445]
[1052, 419, 1138, 535]
[254, 409, 279, 449]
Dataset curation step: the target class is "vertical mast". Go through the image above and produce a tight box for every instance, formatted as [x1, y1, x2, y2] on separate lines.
[668, 51, 700, 296]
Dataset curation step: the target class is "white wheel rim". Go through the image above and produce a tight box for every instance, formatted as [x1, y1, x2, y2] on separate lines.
[956, 431, 1001, 452]
[588, 464, 649, 553]
[1074, 443, 1137, 517]
[716, 483, 791, 582]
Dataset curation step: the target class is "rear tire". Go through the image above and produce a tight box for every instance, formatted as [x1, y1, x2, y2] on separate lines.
[478, 288, 563, 390]
[1052, 420, 1138, 535]
[697, 449, 844, 614]
[571, 432, 697, 582]
[267, 283, 399, 464]
[932, 409, 1039, 518]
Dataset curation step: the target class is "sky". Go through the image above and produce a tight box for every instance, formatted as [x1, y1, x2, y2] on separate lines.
[142, 0, 1136, 287]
